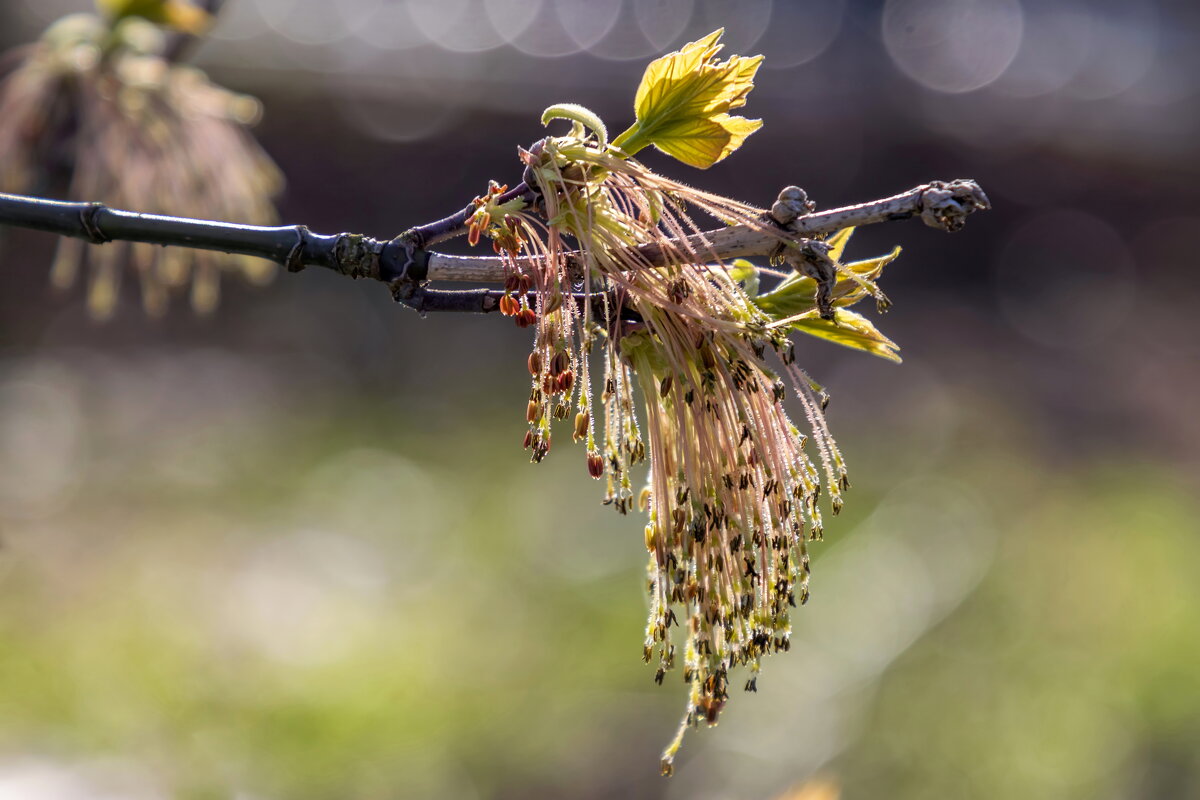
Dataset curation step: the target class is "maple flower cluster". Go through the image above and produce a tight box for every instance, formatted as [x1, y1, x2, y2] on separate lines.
[464, 30, 905, 773]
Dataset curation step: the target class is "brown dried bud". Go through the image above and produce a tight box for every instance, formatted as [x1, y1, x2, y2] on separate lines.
[504, 273, 522, 293]
[556, 369, 574, 394]
[587, 452, 604, 478]
[517, 273, 533, 293]
[527, 350, 542, 375]
[659, 374, 673, 398]
[526, 401, 540, 423]
[522, 429, 533, 449]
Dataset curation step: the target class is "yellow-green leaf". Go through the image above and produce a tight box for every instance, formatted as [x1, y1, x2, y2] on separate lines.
[728, 258, 759, 297]
[785, 309, 902, 363]
[826, 226, 855, 263]
[611, 29, 763, 169]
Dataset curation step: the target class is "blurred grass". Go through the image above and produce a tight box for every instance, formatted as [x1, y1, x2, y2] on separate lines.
[0, 350, 1197, 799]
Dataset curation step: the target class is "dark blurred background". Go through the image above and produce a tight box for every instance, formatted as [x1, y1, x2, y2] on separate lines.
[1, 1, 1198, 798]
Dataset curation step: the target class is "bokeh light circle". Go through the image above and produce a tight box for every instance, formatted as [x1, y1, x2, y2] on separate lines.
[882, 0, 1024, 93]
[254, 0, 356, 46]
[759, 0, 845, 70]
[501, 0, 622, 58]
[990, 2, 1096, 98]
[409, 0, 501, 53]
[694, 0, 771, 54]
[587, 0, 695, 61]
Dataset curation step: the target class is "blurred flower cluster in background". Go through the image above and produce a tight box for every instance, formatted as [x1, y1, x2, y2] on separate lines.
[0, 1, 1198, 798]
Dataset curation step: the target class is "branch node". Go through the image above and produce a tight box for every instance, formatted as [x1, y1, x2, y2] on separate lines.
[918, 180, 992, 232]
[768, 186, 813, 226]
[78, 203, 111, 244]
[285, 227, 309, 273]
[332, 232, 380, 280]
[783, 240, 836, 320]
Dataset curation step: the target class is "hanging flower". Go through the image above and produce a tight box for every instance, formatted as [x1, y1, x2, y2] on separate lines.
[464, 30, 907, 774]
[0, 2, 282, 317]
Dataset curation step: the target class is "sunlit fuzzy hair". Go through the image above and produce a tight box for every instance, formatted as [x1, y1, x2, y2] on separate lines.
[0, 13, 282, 317]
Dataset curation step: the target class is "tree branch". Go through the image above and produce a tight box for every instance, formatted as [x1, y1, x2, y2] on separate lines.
[0, 180, 989, 314]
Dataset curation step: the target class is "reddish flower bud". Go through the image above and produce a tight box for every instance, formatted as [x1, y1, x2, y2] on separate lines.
[522, 430, 533, 449]
[587, 452, 604, 479]
[527, 350, 542, 375]
[556, 369, 574, 394]
[526, 401, 540, 423]
[573, 411, 589, 441]
[515, 308, 537, 328]
[499, 294, 519, 316]
[550, 350, 570, 376]
[504, 273, 522, 293]
[517, 273, 533, 293]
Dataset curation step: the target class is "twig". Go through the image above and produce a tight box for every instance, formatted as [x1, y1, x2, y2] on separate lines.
[0, 180, 989, 313]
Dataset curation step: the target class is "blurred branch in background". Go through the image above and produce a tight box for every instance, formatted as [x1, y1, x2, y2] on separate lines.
[0, 0, 280, 318]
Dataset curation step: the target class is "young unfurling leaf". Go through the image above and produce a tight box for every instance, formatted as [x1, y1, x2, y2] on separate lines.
[541, 103, 609, 148]
[781, 308, 902, 363]
[611, 29, 763, 169]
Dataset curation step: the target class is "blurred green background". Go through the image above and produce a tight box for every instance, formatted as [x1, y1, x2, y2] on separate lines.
[2, 1, 1199, 798]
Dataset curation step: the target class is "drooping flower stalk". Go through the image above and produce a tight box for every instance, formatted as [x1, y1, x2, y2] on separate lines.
[394, 28, 905, 774]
